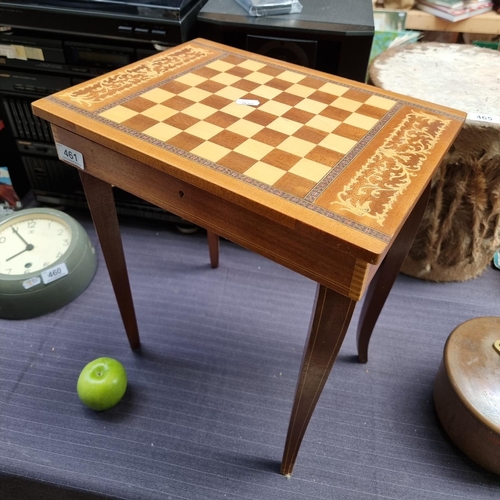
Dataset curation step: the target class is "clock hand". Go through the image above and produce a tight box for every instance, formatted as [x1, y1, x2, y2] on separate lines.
[6, 243, 35, 262]
[12, 226, 31, 246]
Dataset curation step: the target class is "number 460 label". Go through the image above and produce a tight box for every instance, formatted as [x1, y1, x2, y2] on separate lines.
[56, 143, 85, 170]
[41, 263, 69, 285]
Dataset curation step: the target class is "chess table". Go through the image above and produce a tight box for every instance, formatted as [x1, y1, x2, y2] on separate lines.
[32, 39, 465, 475]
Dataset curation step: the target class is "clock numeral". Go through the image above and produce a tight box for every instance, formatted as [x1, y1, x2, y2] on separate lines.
[4, 268, 12, 274]
[27, 220, 36, 229]
[56, 252, 62, 258]
[57, 229, 64, 236]
[0, 236, 5, 244]
[24, 268, 31, 274]
[43, 262, 50, 267]
[62, 239, 70, 246]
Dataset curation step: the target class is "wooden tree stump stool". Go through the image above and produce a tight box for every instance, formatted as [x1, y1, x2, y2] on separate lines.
[370, 43, 500, 281]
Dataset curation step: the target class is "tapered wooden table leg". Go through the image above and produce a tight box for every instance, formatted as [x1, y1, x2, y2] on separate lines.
[357, 183, 431, 363]
[207, 231, 219, 269]
[79, 171, 140, 350]
[281, 285, 356, 475]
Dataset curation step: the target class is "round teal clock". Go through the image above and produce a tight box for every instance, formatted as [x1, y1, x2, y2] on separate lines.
[0, 207, 97, 319]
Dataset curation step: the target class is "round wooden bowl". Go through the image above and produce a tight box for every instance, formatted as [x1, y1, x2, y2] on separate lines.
[434, 317, 500, 474]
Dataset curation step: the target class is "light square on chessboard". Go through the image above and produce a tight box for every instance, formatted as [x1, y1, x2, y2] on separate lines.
[191, 142, 232, 162]
[141, 104, 177, 121]
[227, 119, 264, 137]
[215, 85, 247, 101]
[331, 97, 364, 112]
[243, 71, 274, 85]
[205, 59, 235, 72]
[174, 72, 207, 87]
[251, 85, 282, 100]
[319, 82, 348, 97]
[276, 70, 306, 84]
[142, 122, 181, 141]
[267, 117, 304, 136]
[258, 100, 292, 116]
[277, 136, 317, 157]
[305, 115, 341, 133]
[289, 158, 331, 182]
[343, 112, 379, 131]
[182, 103, 217, 120]
[177, 86, 211, 103]
[185, 121, 223, 140]
[365, 94, 396, 110]
[295, 98, 328, 115]
[234, 138, 274, 160]
[220, 102, 254, 119]
[244, 162, 286, 185]
[319, 133, 357, 154]
[238, 60, 266, 72]
[99, 105, 137, 123]
[285, 84, 317, 98]
[141, 88, 176, 103]
[211, 72, 241, 86]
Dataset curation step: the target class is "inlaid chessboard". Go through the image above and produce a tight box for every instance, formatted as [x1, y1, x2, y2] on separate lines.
[33, 39, 465, 255]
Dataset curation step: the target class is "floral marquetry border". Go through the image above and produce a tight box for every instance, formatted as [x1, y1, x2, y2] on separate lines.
[330, 110, 451, 226]
[59, 45, 213, 108]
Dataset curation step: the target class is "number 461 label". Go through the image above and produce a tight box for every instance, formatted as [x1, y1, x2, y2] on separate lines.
[56, 143, 85, 170]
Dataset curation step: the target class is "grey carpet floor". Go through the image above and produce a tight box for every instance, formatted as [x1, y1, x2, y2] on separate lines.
[1, 213, 500, 499]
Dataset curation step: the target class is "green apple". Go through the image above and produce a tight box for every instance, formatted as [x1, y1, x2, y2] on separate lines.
[77, 357, 127, 411]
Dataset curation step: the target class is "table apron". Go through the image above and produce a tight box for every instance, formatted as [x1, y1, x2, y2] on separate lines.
[52, 125, 376, 300]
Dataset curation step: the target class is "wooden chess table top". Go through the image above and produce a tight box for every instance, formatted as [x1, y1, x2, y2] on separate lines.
[32, 38, 465, 264]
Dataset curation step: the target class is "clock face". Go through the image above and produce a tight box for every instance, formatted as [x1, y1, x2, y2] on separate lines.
[0, 214, 73, 276]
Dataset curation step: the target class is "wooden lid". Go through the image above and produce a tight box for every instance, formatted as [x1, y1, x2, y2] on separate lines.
[31, 39, 465, 263]
[444, 317, 500, 435]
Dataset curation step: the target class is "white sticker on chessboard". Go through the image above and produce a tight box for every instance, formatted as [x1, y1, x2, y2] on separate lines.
[41, 263, 69, 285]
[56, 143, 85, 169]
[467, 113, 500, 125]
[236, 98, 260, 106]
